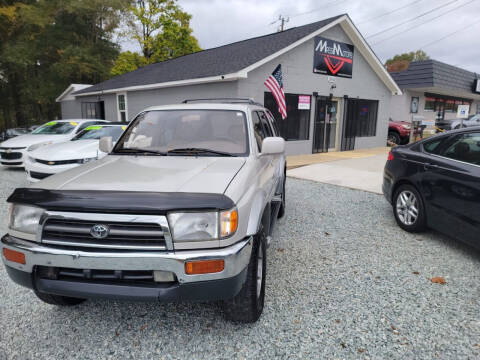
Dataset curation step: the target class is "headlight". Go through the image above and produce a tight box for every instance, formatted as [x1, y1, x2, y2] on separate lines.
[9, 204, 44, 235]
[28, 142, 52, 152]
[78, 157, 97, 164]
[401, 125, 411, 130]
[168, 208, 238, 242]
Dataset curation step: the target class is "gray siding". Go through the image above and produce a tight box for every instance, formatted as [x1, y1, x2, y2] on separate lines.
[237, 25, 392, 155]
[60, 100, 82, 119]
[126, 82, 238, 119]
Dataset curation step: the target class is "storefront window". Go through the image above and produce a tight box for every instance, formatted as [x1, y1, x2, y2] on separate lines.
[424, 97, 435, 111]
[445, 99, 455, 112]
[264, 93, 310, 141]
[353, 99, 378, 137]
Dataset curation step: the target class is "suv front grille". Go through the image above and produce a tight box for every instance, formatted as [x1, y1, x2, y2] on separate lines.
[1, 152, 22, 160]
[42, 218, 169, 250]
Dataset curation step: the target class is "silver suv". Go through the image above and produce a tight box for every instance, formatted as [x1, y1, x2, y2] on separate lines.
[1, 99, 286, 323]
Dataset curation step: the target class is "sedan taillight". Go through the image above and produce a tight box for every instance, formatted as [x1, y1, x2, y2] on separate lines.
[387, 151, 394, 161]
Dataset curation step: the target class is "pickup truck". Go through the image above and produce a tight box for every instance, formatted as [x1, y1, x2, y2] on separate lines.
[1, 100, 286, 323]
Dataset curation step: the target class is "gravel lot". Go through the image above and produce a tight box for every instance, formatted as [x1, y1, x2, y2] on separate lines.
[1, 166, 479, 359]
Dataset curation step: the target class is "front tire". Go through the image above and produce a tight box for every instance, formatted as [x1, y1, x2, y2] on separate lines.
[393, 184, 427, 233]
[223, 225, 266, 323]
[34, 290, 86, 306]
[388, 131, 401, 145]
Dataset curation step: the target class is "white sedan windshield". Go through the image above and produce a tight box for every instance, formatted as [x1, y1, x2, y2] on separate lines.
[33, 121, 76, 135]
[114, 110, 249, 156]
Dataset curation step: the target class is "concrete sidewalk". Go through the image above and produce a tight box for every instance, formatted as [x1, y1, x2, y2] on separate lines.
[286, 147, 389, 194]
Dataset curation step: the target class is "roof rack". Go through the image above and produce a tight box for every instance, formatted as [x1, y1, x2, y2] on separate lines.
[182, 98, 264, 106]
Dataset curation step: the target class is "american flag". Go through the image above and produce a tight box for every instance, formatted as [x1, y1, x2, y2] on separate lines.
[264, 64, 287, 119]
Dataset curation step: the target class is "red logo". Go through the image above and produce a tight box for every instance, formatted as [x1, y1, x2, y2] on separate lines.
[323, 55, 353, 75]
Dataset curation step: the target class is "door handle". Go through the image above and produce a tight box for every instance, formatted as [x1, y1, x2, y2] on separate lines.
[424, 163, 438, 170]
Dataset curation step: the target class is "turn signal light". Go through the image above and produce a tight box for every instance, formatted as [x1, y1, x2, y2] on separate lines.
[3, 248, 26, 264]
[387, 151, 394, 161]
[185, 259, 225, 275]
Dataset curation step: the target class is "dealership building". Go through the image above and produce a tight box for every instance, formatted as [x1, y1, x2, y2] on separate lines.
[389, 60, 480, 124]
[57, 14, 401, 155]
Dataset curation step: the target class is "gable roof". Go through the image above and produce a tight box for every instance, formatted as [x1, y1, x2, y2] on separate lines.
[74, 14, 401, 96]
[56, 84, 92, 102]
[390, 60, 478, 93]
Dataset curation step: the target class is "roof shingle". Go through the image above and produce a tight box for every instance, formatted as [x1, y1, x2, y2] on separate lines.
[75, 14, 344, 95]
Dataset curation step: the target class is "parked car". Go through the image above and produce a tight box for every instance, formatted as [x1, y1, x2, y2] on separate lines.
[25, 123, 126, 182]
[1, 100, 286, 323]
[436, 114, 480, 131]
[0, 128, 29, 141]
[388, 121, 411, 145]
[383, 126, 480, 249]
[0, 119, 107, 167]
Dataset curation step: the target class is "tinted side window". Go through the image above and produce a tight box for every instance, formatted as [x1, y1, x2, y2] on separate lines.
[423, 138, 444, 154]
[252, 112, 266, 152]
[265, 110, 279, 136]
[440, 133, 480, 165]
[257, 111, 273, 137]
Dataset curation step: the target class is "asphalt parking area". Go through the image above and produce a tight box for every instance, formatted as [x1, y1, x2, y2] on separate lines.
[1, 167, 479, 359]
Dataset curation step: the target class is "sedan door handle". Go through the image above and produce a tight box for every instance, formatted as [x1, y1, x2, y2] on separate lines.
[424, 163, 438, 170]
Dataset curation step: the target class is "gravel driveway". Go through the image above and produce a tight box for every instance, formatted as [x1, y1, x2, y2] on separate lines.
[1, 167, 479, 359]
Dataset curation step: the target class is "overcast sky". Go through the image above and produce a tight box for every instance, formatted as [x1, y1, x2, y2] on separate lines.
[122, 0, 480, 73]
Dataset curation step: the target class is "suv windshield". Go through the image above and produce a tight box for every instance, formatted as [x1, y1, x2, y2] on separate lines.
[114, 110, 249, 156]
[32, 121, 76, 135]
[72, 125, 125, 141]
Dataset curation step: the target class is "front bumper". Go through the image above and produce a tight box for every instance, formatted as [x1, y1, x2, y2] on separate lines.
[1, 235, 253, 301]
[24, 158, 79, 182]
[0, 148, 27, 167]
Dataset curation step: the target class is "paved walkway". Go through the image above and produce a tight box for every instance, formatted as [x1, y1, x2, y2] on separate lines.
[286, 147, 389, 194]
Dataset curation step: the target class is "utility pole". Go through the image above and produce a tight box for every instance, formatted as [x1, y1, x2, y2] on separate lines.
[275, 15, 289, 32]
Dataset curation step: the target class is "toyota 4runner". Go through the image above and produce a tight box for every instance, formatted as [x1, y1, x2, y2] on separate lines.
[1, 99, 286, 323]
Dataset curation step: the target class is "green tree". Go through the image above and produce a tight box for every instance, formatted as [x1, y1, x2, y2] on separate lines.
[385, 50, 430, 65]
[110, 50, 148, 76]
[0, 0, 126, 128]
[112, 0, 201, 76]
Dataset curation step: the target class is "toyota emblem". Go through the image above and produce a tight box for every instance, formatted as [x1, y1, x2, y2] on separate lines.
[90, 224, 109, 239]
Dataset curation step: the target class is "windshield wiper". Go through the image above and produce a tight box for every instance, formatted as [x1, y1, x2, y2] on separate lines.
[114, 148, 167, 156]
[167, 147, 236, 157]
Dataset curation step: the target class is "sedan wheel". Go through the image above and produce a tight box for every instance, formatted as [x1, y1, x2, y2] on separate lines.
[396, 190, 418, 225]
[393, 184, 426, 233]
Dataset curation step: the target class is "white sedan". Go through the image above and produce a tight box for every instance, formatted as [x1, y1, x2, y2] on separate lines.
[0, 119, 107, 167]
[25, 123, 126, 182]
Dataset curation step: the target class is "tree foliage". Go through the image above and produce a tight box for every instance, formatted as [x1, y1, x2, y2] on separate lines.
[112, 0, 201, 76]
[385, 50, 430, 65]
[0, 0, 126, 129]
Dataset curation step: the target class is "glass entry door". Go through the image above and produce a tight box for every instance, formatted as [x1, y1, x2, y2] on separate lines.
[313, 98, 338, 153]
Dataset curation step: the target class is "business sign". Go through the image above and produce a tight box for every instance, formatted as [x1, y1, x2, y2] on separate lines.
[313, 36, 354, 78]
[298, 95, 311, 110]
[457, 104, 470, 118]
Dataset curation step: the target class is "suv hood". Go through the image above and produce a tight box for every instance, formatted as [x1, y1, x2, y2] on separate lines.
[33, 155, 246, 194]
[0, 134, 71, 148]
[30, 140, 99, 161]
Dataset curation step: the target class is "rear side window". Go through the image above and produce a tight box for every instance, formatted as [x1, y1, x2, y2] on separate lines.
[441, 133, 480, 166]
[257, 111, 273, 137]
[252, 112, 266, 152]
[423, 138, 444, 154]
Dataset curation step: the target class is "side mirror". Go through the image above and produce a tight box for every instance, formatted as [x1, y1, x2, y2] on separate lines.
[261, 137, 285, 155]
[99, 136, 113, 153]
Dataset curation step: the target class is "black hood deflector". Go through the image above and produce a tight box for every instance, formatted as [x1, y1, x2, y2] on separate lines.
[7, 188, 235, 214]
